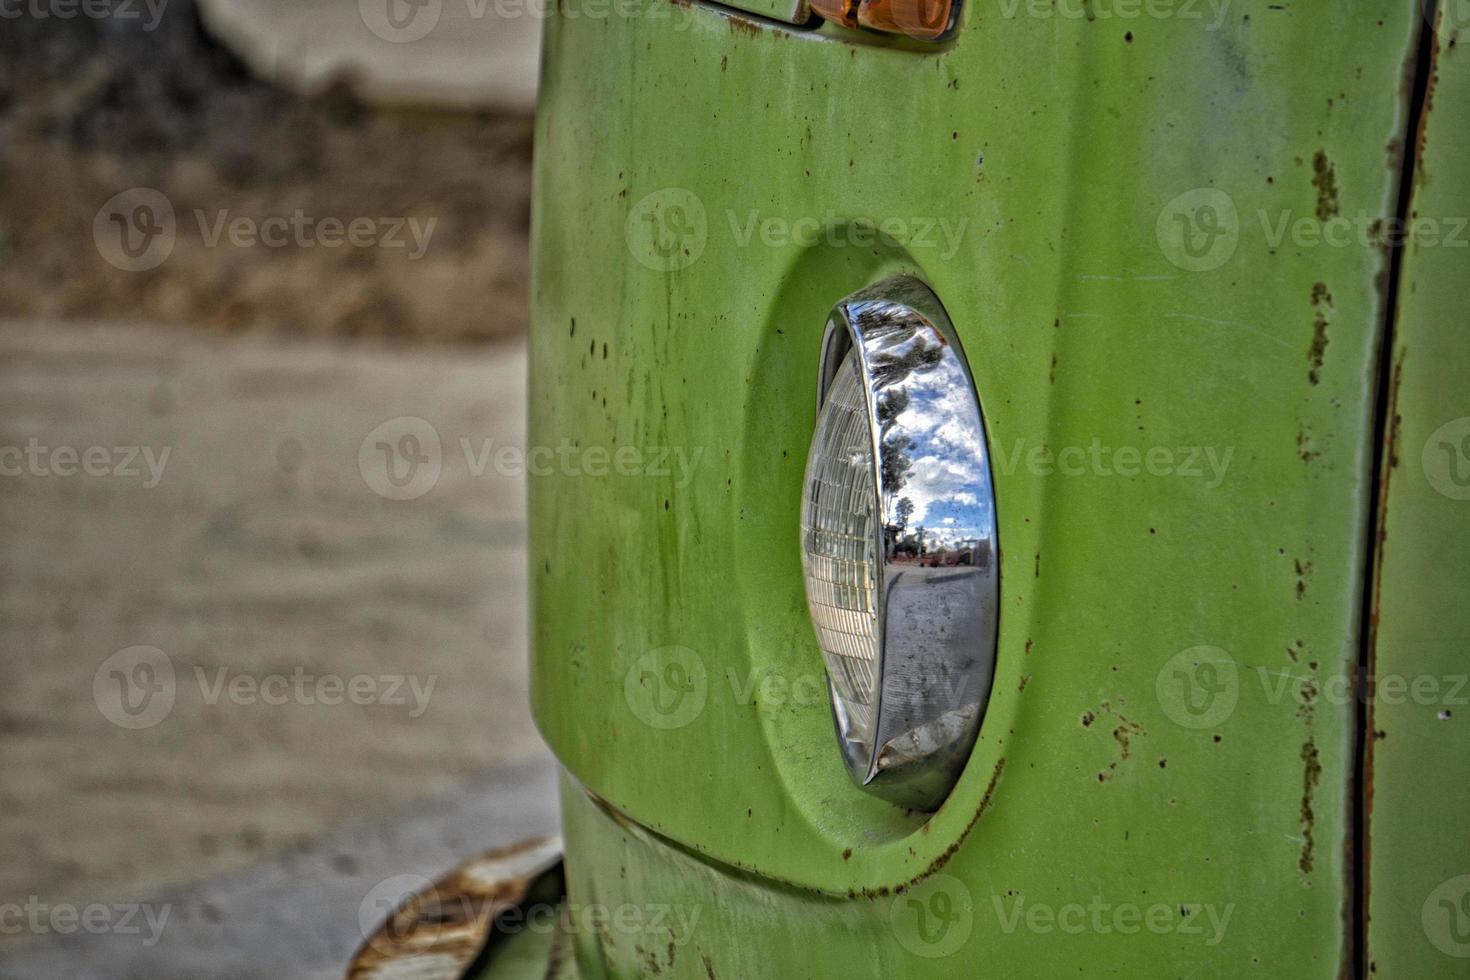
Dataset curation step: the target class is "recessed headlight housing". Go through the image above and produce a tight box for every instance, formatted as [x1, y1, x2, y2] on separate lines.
[800, 276, 999, 812]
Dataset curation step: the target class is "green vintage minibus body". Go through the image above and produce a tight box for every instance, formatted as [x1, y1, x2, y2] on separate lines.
[510, 2, 1469, 976]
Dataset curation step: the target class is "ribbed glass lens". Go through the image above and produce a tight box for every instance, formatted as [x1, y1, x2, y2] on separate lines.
[800, 350, 879, 753]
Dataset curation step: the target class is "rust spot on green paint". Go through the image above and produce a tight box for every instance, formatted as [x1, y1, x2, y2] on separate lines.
[1311, 151, 1340, 221]
[1297, 428, 1320, 465]
[1299, 738, 1321, 874]
[1297, 678, 1317, 723]
[1112, 718, 1145, 760]
[1384, 352, 1405, 471]
[727, 16, 763, 38]
[1308, 282, 1333, 385]
[1294, 558, 1313, 600]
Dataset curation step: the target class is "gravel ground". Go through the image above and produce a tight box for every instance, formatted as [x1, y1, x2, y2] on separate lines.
[0, 321, 553, 969]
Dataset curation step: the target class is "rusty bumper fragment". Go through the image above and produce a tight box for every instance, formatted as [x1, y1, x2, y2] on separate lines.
[347, 836, 565, 980]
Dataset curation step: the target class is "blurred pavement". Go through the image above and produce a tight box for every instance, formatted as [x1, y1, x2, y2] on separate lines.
[0, 763, 557, 980]
[0, 322, 554, 973]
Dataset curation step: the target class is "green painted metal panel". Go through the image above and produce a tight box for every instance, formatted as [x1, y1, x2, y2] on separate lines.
[528, 0, 1426, 974]
[1362, 22, 1470, 978]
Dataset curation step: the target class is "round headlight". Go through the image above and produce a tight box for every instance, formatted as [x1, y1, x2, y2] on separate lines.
[800, 276, 999, 811]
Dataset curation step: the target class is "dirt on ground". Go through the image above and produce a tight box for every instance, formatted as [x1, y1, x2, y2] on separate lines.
[0, 0, 534, 344]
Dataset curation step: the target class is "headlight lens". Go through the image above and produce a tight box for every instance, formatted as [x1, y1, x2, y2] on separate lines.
[800, 348, 882, 754]
[800, 276, 999, 812]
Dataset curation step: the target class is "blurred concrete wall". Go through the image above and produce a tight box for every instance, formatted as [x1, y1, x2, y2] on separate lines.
[197, 0, 541, 112]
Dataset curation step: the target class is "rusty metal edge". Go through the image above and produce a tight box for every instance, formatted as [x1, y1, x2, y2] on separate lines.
[346, 836, 565, 980]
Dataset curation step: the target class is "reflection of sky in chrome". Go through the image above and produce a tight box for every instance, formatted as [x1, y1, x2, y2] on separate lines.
[880, 355, 992, 550]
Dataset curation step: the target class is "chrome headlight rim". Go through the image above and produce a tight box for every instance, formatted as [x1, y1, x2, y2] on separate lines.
[805, 275, 1000, 812]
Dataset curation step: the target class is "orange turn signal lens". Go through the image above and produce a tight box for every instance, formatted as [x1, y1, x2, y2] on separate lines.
[808, 0, 858, 29]
[812, 0, 957, 41]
